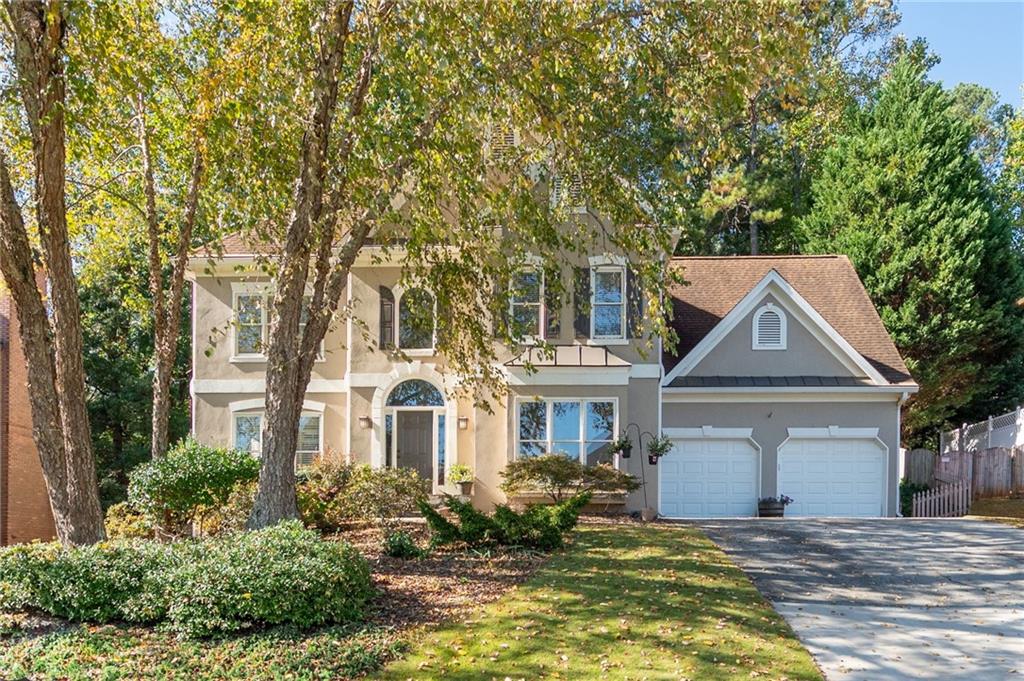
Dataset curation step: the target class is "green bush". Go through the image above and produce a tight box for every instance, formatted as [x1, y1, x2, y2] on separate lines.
[418, 493, 591, 551]
[128, 438, 260, 536]
[297, 462, 429, 531]
[344, 466, 430, 524]
[104, 502, 154, 539]
[382, 530, 426, 559]
[0, 522, 373, 639]
[899, 479, 930, 517]
[500, 455, 640, 502]
[0, 540, 175, 623]
[417, 500, 461, 547]
[163, 521, 372, 638]
[201, 481, 257, 536]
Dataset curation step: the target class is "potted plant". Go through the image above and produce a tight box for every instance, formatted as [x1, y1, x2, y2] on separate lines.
[757, 495, 793, 518]
[447, 463, 474, 496]
[611, 433, 633, 459]
[646, 434, 673, 465]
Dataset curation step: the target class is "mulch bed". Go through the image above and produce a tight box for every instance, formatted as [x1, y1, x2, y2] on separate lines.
[338, 523, 550, 630]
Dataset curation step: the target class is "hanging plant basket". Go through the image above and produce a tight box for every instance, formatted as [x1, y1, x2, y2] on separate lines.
[647, 453, 660, 465]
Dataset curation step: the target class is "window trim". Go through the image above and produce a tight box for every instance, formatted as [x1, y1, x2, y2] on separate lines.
[514, 396, 619, 464]
[229, 283, 325, 363]
[395, 286, 437, 355]
[752, 303, 787, 350]
[589, 259, 627, 342]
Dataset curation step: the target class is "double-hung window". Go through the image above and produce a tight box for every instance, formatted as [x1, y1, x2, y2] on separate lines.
[232, 285, 322, 360]
[591, 265, 626, 339]
[510, 268, 544, 340]
[232, 411, 322, 469]
[516, 398, 617, 466]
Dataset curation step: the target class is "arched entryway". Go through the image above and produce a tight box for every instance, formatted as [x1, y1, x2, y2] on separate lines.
[382, 378, 447, 486]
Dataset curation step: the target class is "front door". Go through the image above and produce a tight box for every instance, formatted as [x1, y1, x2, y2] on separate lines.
[395, 410, 434, 481]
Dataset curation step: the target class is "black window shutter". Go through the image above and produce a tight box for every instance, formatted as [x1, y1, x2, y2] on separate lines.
[626, 266, 643, 338]
[544, 268, 561, 339]
[379, 286, 394, 349]
[573, 266, 590, 338]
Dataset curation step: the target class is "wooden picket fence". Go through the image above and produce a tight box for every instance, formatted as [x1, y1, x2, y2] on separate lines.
[912, 480, 971, 518]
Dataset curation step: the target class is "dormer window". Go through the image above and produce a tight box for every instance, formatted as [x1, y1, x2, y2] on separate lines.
[753, 303, 786, 350]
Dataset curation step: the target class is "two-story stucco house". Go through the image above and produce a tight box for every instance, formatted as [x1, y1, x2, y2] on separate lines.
[187, 238, 917, 518]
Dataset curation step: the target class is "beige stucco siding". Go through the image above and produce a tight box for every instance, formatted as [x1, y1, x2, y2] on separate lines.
[661, 399, 901, 515]
[191, 275, 347, 382]
[689, 294, 859, 378]
[193, 392, 348, 454]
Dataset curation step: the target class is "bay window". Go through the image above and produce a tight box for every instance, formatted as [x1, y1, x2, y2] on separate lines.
[516, 398, 617, 465]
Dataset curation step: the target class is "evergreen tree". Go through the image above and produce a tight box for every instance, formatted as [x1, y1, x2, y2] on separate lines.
[801, 58, 1024, 447]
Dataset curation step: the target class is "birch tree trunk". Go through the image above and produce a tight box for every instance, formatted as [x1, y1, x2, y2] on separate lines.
[0, 0, 104, 544]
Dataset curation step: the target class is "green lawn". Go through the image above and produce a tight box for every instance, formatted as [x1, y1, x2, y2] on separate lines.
[377, 523, 822, 681]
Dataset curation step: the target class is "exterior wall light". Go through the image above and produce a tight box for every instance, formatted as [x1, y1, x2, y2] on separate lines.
[457, 416, 470, 430]
[358, 415, 372, 430]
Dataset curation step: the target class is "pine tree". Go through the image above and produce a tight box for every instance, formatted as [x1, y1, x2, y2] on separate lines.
[801, 58, 1024, 447]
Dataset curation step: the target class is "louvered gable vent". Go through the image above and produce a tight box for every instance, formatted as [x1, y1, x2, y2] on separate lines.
[753, 305, 786, 349]
[490, 125, 517, 160]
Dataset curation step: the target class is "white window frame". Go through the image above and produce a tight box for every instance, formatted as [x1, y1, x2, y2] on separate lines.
[395, 286, 437, 355]
[230, 283, 324, 362]
[509, 261, 545, 342]
[514, 396, 619, 465]
[752, 303, 787, 350]
[589, 256, 627, 342]
[231, 410, 324, 469]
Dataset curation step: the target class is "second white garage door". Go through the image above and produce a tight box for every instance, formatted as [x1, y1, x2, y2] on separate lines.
[778, 437, 886, 517]
[660, 438, 759, 518]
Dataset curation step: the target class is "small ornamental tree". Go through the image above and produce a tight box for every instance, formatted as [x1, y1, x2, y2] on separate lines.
[128, 438, 260, 536]
[500, 454, 640, 503]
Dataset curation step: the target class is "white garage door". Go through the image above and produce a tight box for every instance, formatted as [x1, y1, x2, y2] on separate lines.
[778, 438, 886, 517]
[660, 438, 759, 517]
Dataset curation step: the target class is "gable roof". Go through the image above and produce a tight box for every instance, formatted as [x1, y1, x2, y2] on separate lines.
[664, 255, 914, 386]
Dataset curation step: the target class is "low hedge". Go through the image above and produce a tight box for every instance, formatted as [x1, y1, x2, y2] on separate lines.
[0, 521, 372, 639]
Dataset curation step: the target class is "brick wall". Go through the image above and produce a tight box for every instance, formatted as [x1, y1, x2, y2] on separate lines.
[0, 292, 57, 545]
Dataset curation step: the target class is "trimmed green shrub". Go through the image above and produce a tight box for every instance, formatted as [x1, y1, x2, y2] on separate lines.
[163, 521, 372, 638]
[382, 530, 426, 559]
[104, 502, 154, 539]
[492, 505, 563, 551]
[0, 540, 176, 623]
[500, 455, 640, 502]
[417, 500, 461, 547]
[548, 490, 593, 532]
[128, 438, 260, 536]
[0, 522, 372, 639]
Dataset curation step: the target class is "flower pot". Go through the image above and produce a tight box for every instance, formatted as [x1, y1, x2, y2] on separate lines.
[758, 500, 785, 518]
[640, 507, 657, 522]
[647, 454, 660, 465]
[458, 481, 473, 496]
[617, 443, 632, 459]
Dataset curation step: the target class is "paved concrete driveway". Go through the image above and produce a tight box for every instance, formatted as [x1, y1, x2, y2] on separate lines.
[696, 519, 1024, 681]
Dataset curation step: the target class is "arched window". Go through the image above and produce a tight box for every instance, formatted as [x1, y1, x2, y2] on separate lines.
[752, 304, 786, 350]
[386, 379, 444, 407]
[398, 288, 435, 350]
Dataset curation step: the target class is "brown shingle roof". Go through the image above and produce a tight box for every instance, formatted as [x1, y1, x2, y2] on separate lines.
[192, 231, 277, 257]
[665, 255, 914, 386]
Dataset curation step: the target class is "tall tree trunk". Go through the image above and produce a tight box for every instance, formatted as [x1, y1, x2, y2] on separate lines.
[2, 0, 105, 544]
[137, 91, 205, 459]
[746, 95, 760, 255]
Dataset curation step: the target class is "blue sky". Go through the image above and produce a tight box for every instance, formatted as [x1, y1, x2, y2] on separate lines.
[896, 0, 1023, 107]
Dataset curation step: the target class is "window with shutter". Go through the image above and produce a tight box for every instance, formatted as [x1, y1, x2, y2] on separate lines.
[379, 286, 395, 349]
[752, 304, 786, 350]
